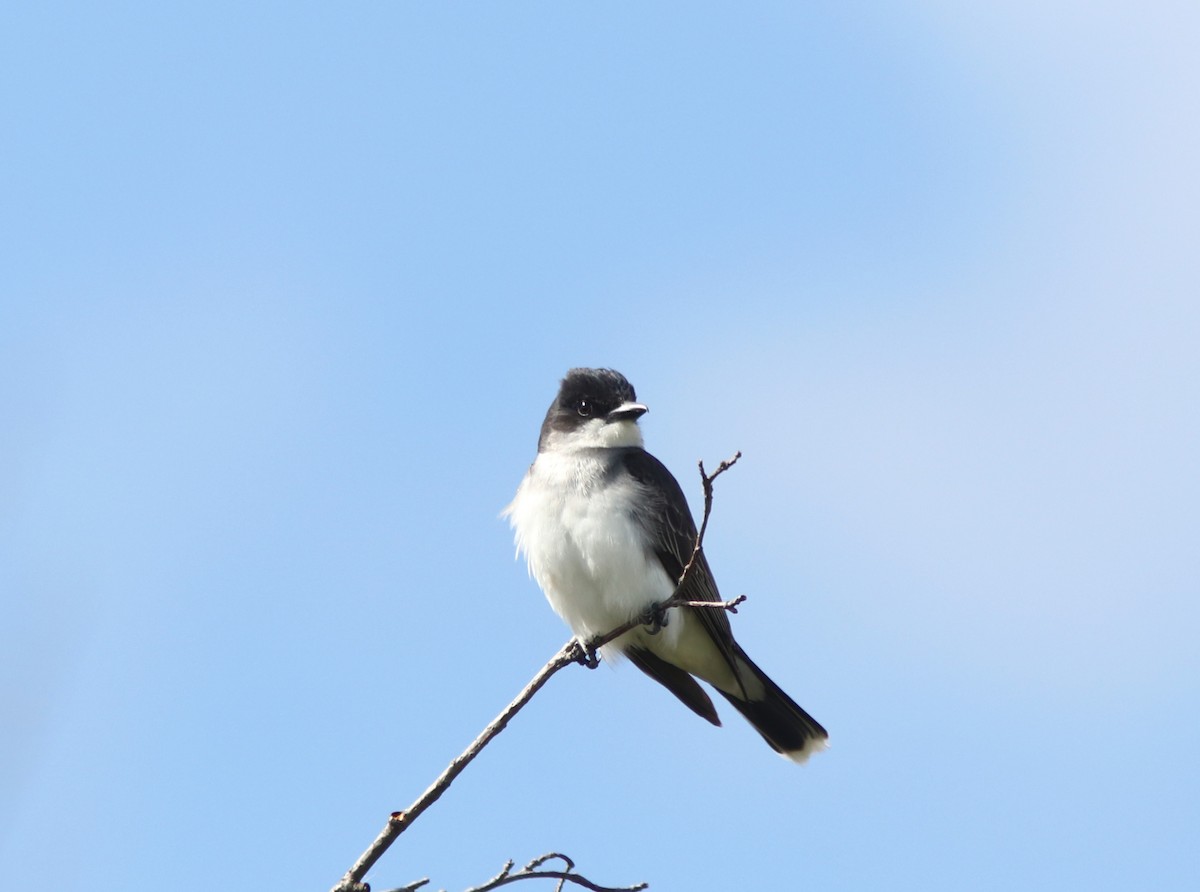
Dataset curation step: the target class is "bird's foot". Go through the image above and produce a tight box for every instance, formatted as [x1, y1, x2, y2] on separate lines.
[569, 638, 601, 669]
[641, 601, 670, 635]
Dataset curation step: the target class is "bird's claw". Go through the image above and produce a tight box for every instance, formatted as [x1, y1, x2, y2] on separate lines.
[570, 638, 601, 669]
[642, 602, 670, 635]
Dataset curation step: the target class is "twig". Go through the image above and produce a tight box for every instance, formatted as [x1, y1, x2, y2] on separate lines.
[678, 594, 746, 612]
[454, 853, 649, 892]
[378, 881, 430, 892]
[376, 853, 646, 892]
[686, 451, 742, 585]
[330, 641, 581, 892]
[329, 452, 743, 892]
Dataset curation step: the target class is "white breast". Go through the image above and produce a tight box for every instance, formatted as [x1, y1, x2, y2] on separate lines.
[505, 450, 675, 643]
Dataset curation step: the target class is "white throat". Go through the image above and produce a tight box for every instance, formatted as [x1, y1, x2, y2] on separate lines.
[541, 418, 644, 453]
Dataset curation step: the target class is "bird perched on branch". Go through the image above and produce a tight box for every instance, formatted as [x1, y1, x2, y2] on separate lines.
[505, 367, 828, 763]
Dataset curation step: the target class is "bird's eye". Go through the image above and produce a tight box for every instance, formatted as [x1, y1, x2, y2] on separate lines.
[576, 399, 592, 417]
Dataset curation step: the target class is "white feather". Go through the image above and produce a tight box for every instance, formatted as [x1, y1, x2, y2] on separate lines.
[505, 420, 742, 694]
[506, 439, 674, 650]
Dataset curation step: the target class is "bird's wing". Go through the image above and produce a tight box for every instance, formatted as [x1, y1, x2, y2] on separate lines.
[618, 448, 743, 680]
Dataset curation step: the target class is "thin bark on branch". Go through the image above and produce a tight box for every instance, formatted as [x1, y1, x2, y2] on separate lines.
[329, 642, 581, 892]
[677, 594, 746, 612]
[376, 853, 648, 892]
[456, 852, 649, 892]
[329, 452, 743, 892]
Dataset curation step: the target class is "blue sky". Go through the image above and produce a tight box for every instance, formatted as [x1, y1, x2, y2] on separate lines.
[3, 3, 1198, 890]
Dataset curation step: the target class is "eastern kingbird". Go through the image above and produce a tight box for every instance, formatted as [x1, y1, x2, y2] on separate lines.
[505, 368, 828, 763]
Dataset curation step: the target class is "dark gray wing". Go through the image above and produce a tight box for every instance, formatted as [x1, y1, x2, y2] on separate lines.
[624, 646, 720, 725]
[617, 448, 744, 689]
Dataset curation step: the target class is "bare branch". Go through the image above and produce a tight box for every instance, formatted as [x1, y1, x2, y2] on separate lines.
[686, 450, 742, 586]
[377, 880, 431, 892]
[677, 594, 746, 612]
[472, 858, 516, 889]
[330, 641, 581, 892]
[330, 452, 743, 892]
[374, 853, 644, 892]
[458, 853, 648, 892]
[524, 852, 573, 872]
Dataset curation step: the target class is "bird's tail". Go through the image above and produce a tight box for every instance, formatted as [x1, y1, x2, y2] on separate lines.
[718, 644, 829, 763]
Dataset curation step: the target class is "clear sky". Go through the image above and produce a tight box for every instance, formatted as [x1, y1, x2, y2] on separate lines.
[3, 3, 1198, 890]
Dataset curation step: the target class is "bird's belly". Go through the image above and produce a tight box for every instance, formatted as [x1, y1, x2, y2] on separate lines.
[514, 484, 673, 642]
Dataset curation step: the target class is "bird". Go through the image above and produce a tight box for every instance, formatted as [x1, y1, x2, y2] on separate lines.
[504, 367, 828, 763]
